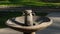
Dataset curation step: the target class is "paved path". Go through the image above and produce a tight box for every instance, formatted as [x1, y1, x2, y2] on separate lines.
[37, 12, 60, 34]
[0, 28, 23, 34]
[0, 12, 60, 34]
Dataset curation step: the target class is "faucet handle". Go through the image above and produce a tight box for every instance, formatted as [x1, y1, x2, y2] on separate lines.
[32, 13, 35, 16]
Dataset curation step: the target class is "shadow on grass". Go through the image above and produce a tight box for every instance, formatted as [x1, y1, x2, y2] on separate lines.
[0, 12, 22, 28]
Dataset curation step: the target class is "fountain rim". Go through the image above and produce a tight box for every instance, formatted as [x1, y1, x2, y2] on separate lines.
[6, 18, 53, 30]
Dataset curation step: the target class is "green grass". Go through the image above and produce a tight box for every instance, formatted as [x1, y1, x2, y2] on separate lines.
[0, 12, 22, 28]
[0, 1, 60, 7]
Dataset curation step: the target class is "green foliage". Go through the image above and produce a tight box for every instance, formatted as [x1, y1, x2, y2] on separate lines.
[7, 0, 60, 6]
[0, 12, 22, 28]
[40, 0, 60, 3]
[0, 0, 7, 1]
[9, 0, 39, 4]
[0, 0, 60, 7]
[9, 0, 21, 3]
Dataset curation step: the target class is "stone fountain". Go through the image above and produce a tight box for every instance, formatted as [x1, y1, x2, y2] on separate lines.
[6, 10, 53, 34]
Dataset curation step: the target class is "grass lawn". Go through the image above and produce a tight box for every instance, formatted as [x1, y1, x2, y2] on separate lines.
[0, 1, 60, 7]
[0, 12, 22, 28]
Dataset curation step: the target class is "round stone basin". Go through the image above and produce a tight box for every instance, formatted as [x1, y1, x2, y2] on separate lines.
[6, 16, 53, 32]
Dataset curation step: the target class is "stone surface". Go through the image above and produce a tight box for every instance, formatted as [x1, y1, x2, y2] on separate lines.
[0, 28, 23, 34]
[47, 12, 60, 27]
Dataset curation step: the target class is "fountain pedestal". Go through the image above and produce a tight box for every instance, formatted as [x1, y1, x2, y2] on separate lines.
[24, 32, 35, 34]
[6, 10, 53, 34]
